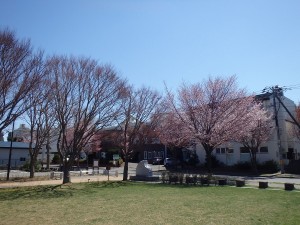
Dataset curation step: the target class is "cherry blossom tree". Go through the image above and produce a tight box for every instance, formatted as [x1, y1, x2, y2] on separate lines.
[156, 105, 191, 151]
[237, 103, 273, 173]
[117, 86, 161, 181]
[47, 56, 124, 184]
[166, 76, 257, 173]
[0, 29, 43, 135]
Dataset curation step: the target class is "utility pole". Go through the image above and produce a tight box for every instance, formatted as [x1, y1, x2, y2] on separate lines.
[262, 85, 300, 173]
[275, 95, 300, 130]
[262, 86, 285, 173]
[271, 86, 285, 173]
[6, 116, 16, 180]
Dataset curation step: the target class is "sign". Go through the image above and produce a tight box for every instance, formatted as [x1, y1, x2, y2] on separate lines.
[113, 154, 120, 160]
[93, 160, 98, 167]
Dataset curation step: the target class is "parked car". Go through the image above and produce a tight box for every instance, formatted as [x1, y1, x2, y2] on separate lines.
[164, 158, 180, 167]
[152, 157, 163, 165]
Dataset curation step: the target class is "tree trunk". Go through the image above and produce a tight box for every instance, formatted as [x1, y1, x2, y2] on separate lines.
[29, 158, 35, 178]
[250, 149, 258, 174]
[206, 150, 212, 173]
[46, 141, 51, 170]
[202, 143, 214, 174]
[123, 155, 129, 181]
[62, 162, 71, 184]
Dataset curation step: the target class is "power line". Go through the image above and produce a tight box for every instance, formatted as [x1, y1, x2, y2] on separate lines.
[282, 84, 300, 89]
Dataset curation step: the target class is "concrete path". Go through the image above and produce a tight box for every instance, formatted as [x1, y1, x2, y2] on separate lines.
[243, 176, 300, 189]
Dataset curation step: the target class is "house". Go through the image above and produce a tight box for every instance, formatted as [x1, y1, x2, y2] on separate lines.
[195, 92, 300, 167]
[4, 124, 59, 165]
[0, 141, 32, 168]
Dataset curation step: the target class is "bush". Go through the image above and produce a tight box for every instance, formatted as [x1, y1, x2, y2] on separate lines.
[205, 155, 224, 168]
[233, 161, 252, 171]
[52, 154, 60, 164]
[258, 160, 279, 173]
[186, 150, 199, 166]
[161, 171, 167, 183]
[169, 173, 179, 184]
[21, 160, 42, 172]
[99, 157, 109, 165]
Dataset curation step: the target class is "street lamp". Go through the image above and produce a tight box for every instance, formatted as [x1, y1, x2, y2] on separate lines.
[6, 115, 16, 181]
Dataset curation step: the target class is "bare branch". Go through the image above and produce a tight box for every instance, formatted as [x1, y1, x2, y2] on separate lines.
[47, 56, 124, 183]
[0, 29, 43, 133]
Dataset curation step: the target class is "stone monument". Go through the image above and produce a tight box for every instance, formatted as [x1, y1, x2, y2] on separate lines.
[130, 160, 159, 181]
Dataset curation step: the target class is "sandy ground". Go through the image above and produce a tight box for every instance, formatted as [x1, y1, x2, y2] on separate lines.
[0, 174, 123, 188]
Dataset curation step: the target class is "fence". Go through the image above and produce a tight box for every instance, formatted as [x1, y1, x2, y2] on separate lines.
[0, 168, 120, 180]
[0, 159, 22, 169]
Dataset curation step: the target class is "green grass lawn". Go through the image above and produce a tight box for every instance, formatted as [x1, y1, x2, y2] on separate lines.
[0, 182, 299, 225]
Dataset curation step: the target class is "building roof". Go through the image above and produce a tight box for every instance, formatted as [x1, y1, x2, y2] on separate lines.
[0, 141, 35, 149]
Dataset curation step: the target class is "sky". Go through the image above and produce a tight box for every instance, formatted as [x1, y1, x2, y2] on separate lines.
[1, 0, 300, 104]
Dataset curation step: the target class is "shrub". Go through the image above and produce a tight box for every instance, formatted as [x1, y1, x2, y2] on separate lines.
[205, 154, 224, 168]
[99, 157, 109, 165]
[21, 160, 42, 172]
[169, 173, 178, 184]
[161, 171, 167, 183]
[258, 160, 279, 173]
[52, 154, 60, 164]
[186, 150, 200, 166]
[233, 161, 252, 171]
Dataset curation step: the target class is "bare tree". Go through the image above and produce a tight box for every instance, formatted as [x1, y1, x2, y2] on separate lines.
[166, 76, 257, 173]
[23, 74, 57, 178]
[0, 29, 43, 134]
[117, 86, 161, 181]
[237, 103, 273, 173]
[48, 56, 124, 184]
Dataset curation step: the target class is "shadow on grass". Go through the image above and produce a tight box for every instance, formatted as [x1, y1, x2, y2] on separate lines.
[87, 181, 130, 188]
[0, 181, 134, 201]
[0, 184, 75, 201]
[0, 181, 209, 201]
[152, 183, 214, 188]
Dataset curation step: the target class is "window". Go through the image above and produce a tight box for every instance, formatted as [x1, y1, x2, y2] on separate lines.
[260, 147, 268, 153]
[227, 148, 234, 154]
[282, 153, 287, 159]
[148, 152, 152, 159]
[144, 151, 147, 160]
[216, 148, 232, 154]
[20, 157, 26, 161]
[240, 147, 250, 153]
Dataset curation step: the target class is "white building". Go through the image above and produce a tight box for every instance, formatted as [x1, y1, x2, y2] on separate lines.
[1, 124, 58, 166]
[195, 92, 300, 166]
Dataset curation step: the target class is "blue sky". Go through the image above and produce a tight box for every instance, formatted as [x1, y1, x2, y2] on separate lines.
[1, 0, 300, 103]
